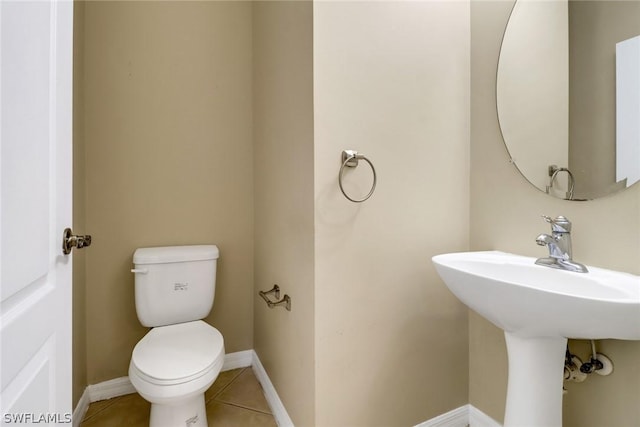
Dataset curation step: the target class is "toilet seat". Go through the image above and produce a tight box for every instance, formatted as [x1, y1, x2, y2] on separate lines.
[131, 320, 224, 386]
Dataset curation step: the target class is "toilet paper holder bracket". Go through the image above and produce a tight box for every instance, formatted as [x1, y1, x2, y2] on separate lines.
[259, 284, 291, 311]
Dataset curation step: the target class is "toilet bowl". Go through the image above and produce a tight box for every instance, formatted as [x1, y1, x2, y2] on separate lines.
[129, 245, 223, 427]
[129, 321, 224, 427]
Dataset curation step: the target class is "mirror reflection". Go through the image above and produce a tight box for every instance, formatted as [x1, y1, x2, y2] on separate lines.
[497, 0, 640, 200]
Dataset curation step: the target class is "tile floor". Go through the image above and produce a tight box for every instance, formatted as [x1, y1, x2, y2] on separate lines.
[80, 368, 277, 427]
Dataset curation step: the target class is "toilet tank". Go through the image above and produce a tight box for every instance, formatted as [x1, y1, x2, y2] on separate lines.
[132, 245, 219, 327]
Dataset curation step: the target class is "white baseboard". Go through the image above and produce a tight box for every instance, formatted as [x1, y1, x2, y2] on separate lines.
[222, 349, 254, 371]
[71, 377, 136, 427]
[414, 404, 502, 427]
[72, 377, 137, 427]
[87, 376, 136, 402]
[468, 405, 502, 427]
[73, 351, 499, 427]
[250, 351, 294, 427]
[414, 405, 469, 427]
[72, 388, 91, 427]
[72, 350, 292, 425]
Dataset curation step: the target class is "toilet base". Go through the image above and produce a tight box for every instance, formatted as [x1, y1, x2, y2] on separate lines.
[149, 393, 208, 427]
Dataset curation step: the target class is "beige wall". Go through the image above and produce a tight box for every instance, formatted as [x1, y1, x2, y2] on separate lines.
[471, 1, 640, 425]
[313, 2, 470, 425]
[78, 6, 473, 425]
[253, 2, 316, 426]
[82, 1, 254, 384]
[72, 0, 87, 407]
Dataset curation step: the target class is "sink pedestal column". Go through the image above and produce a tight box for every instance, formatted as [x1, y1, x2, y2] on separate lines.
[503, 333, 567, 427]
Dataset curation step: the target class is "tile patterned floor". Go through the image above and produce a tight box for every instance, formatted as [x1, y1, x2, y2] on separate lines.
[80, 368, 277, 427]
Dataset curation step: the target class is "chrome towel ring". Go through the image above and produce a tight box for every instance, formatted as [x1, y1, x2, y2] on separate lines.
[338, 150, 377, 203]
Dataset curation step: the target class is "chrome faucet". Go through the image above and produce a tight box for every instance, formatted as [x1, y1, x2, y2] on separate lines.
[535, 215, 588, 273]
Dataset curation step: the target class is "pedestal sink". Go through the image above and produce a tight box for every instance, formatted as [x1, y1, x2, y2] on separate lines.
[432, 251, 640, 427]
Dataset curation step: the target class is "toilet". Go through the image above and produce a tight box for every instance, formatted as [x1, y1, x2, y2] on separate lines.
[128, 245, 224, 427]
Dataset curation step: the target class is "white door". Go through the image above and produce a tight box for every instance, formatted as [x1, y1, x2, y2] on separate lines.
[0, 0, 74, 424]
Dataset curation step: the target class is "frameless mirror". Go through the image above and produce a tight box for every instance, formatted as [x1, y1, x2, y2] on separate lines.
[497, 0, 640, 200]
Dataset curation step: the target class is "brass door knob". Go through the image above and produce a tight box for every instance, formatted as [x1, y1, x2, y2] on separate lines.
[62, 228, 92, 255]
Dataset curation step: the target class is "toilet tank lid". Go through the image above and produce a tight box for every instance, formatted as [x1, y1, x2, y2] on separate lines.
[133, 245, 219, 265]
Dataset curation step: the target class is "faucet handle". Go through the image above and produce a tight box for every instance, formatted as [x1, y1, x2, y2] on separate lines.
[542, 215, 572, 233]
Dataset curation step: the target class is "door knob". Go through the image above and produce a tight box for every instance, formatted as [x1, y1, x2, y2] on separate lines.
[62, 228, 92, 255]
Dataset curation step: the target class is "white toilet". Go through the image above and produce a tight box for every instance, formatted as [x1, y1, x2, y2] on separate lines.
[129, 245, 224, 427]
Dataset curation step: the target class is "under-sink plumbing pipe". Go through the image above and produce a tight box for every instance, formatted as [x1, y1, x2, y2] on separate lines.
[564, 341, 614, 394]
[564, 340, 613, 383]
[579, 340, 613, 375]
[564, 344, 587, 383]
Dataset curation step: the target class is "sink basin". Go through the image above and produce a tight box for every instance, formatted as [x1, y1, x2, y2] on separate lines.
[432, 251, 640, 340]
[432, 251, 640, 427]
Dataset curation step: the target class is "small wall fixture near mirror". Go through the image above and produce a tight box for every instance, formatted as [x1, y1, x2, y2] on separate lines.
[497, 0, 640, 201]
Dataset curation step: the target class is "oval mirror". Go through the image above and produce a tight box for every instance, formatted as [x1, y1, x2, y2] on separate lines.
[497, 0, 640, 200]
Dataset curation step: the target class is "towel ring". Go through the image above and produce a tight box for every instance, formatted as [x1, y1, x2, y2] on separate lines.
[339, 150, 377, 203]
